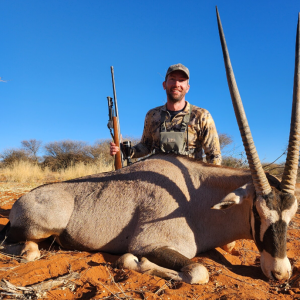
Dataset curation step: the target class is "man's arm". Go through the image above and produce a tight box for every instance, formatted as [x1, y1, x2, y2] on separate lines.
[200, 111, 222, 165]
[131, 110, 155, 158]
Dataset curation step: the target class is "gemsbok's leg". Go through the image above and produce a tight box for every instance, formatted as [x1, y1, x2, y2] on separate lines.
[116, 247, 209, 284]
[20, 240, 41, 261]
[0, 224, 41, 261]
[1, 187, 75, 261]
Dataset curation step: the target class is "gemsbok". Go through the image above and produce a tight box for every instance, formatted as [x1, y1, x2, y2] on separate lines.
[1, 8, 299, 284]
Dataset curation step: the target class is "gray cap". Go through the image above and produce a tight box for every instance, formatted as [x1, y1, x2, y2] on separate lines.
[165, 63, 189, 80]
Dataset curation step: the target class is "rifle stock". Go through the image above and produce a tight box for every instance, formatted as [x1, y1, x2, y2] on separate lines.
[112, 116, 122, 170]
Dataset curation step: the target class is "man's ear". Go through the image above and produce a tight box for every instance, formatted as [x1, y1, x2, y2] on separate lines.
[211, 183, 255, 210]
[162, 81, 166, 90]
[186, 83, 190, 93]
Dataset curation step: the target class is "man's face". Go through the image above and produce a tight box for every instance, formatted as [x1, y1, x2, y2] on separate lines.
[163, 70, 190, 103]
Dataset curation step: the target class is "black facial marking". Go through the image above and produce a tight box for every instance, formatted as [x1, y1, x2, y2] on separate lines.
[264, 174, 296, 212]
[252, 204, 263, 252]
[252, 184, 296, 258]
[263, 191, 295, 213]
[280, 192, 296, 211]
[263, 219, 287, 258]
[262, 191, 277, 211]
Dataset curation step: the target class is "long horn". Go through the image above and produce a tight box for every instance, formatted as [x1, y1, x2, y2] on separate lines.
[281, 13, 300, 195]
[216, 7, 272, 196]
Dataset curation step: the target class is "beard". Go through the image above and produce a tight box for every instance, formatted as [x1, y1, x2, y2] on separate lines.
[166, 88, 186, 103]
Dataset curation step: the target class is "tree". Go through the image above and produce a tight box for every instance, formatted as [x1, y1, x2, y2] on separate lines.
[218, 133, 249, 168]
[219, 133, 233, 151]
[43, 140, 93, 171]
[89, 139, 113, 166]
[0, 148, 33, 167]
[21, 139, 42, 162]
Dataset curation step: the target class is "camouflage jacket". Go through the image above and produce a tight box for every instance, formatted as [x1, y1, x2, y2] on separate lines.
[132, 102, 222, 165]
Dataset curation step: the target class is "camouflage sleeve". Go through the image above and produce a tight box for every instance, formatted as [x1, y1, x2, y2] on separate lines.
[131, 110, 154, 159]
[200, 111, 222, 165]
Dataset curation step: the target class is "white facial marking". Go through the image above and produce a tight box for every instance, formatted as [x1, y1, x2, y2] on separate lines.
[282, 198, 298, 224]
[256, 197, 280, 242]
[260, 250, 291, 280]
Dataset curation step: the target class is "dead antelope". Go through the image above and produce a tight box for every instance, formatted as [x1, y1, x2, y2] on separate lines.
[0, 9, 299, 284]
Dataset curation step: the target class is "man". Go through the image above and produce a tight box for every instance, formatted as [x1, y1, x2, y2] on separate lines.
[110, 63, 222, 165]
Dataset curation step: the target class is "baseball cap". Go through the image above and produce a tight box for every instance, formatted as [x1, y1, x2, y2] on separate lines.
[165, 63, 190, 80]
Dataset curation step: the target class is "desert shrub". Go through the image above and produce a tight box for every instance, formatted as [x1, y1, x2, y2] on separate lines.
[91, 137, 141, 168]
[43, 140, 93, 171]
[0, 148, 35, 167]
[89, 139, 113, 167]
[222, 155, 248, 168]
[219, 133, 233, 151]
[218, 133, 248, 168]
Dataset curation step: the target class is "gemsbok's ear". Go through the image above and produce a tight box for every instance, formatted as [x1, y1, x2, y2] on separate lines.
[211, 183, 255, 210]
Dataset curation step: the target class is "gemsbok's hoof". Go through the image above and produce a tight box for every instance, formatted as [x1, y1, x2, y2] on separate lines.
[115, 253, 139, 270]
[20, 241, 40, 262]
[221, 241, 236, 253]
[180, 263, 209, 284]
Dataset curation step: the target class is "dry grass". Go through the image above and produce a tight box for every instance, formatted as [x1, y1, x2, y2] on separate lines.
[0, 160, 113, 185]
[0, 161, 52, 183]
[58, 161, 113, 180]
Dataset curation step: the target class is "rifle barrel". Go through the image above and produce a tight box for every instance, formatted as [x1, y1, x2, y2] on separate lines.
[111, 67, 121, 130]
[110, 66, 123, 167]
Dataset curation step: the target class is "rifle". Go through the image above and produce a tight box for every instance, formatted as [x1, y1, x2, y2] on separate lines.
[107, 66, 123, 169]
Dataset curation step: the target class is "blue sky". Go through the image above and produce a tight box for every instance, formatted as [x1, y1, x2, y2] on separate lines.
[1, 0, 300, 163]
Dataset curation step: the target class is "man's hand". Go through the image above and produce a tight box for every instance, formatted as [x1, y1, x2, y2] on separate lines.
[110, 142, 120, 156]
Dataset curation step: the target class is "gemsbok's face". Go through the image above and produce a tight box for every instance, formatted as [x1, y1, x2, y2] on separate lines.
[251, 190, 298, 280]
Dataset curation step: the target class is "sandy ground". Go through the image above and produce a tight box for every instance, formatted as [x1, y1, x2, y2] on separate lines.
[0, 183, 299, 299]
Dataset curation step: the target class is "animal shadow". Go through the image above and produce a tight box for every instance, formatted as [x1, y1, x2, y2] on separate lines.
[0, 208, 11, 231]
[199, 248, 267, 281]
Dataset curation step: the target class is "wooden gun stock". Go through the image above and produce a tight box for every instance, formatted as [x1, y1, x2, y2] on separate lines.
[113, 116, 122, 170]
